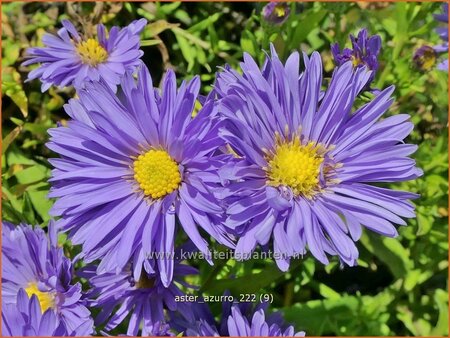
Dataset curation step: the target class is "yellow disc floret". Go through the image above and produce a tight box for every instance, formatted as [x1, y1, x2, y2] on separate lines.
[135, 271, 156, 289]
[415, 47, 437, 71]
[133, 149, 181, 199]
[274, 4, 287, 17]
[25, 282, 55, 313]
[266, 137, 324, 197]
[76, 38, 108, 66]
[351, 55, 362, 67]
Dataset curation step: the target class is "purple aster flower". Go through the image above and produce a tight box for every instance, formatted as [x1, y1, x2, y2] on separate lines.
[215, 46, 422, 271]
[262, 3, 290, 25]
[2, 222, 94, 335]
[434, 3, 449, 71]
[224, 305, 304, 337]
[23, 18, 147, 92]
[413, 45, 438, 71]
[81, 247, 195, 336]
[2, 289, 68, 336]
[146, 322, 175, 337]
[174, 301, 305, 336]
[331, 28, 381, 85]
[47, 65, 234, 287]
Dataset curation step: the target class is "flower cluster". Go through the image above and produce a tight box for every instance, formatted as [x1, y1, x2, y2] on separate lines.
[2, 222, 93, 335]
[172, 300, 305, 336]
[5, 15, 423, 336]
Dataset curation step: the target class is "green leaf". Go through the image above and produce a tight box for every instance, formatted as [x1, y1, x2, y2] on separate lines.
[172, 27, 210, 49]
[140, 39, 161, 47]
[174, 33, 196, 72]
[1, 39, 20, 67]
[22, 192, 36, 224]
[240, 30, 258, 56]
[2, 67, 28, 117]
[188, 13, 221, 33]
[430, 289, 449, 336]
[403, 269, 422, 291]
[397, 305, 431, 336]
[136, 8, 155, 22]
[13, 164, 49, 185]
[289, 8, 327, 49]
[6, 146, 36, 166]
[144, 20, 179, 37]
[1, 199, 24, 224]
[2, 185, 22, 214]
[283, 291, 394, 335]
[159, 2, 181, 14]
[202, 260, 301, 295]
[360, 232, 412, 280]
[318, 283, 341, 300]
[2, 125, 22, 155]
[392, 2, 409, 59]
[27, 186, 53, 222]
[416, 206, 434, 236]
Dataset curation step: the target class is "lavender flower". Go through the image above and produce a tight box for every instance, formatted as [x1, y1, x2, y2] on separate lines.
[225, 305, 304, 336]
[82, 254, 195, 336]
[2, 289, 68, 336]
[47, 65, 234, 287]
[175, 301, 305, 336]
[215, 46, 422, 271]
[2, 222, 93, 335]
[23, 19, 146, 91]
[331, 28, 381, 85]
[434, 3, 449, 71]
[262, 3, 290, 25]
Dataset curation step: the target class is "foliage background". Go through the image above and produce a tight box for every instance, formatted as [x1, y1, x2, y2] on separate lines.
[1, 1, 448, 336]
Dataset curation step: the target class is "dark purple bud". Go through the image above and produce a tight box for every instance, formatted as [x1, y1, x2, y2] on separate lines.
[413, 45, 437, 71]
[262, 2, 290, 25]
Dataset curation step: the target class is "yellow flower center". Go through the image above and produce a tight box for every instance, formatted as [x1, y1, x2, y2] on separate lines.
[135, 271, 156, 289]
[25, 282, 55, 313]
[274, 5, 286, 17]
[191, 100, 203, 118]
[133, 149, 181, 199]
[266, 137, 324, 197]
[351, 55, 362, 67]
[417, 48, 437, 71]
[420, 56, 436, 71]
[76, 38, 108, 66]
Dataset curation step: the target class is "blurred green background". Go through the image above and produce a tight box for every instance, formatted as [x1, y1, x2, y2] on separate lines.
[1, 2, 448, 336]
